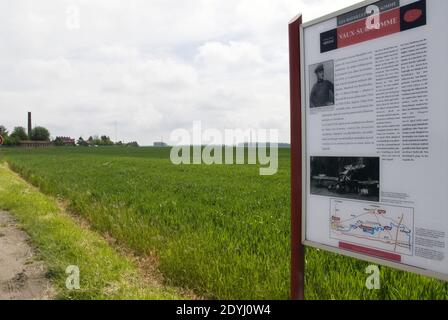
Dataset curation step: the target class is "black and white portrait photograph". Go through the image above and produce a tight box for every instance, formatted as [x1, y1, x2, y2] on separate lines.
[309, 60, 335, 108]
[310, 156, 380, 202]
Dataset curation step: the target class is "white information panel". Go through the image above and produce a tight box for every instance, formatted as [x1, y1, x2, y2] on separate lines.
[302, 0, 448, 280]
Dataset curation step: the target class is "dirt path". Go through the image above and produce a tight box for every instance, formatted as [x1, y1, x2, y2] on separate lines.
[0, 211, 53, 300]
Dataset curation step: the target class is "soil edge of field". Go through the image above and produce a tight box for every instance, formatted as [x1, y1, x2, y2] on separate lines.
[0, 161, 194, 300]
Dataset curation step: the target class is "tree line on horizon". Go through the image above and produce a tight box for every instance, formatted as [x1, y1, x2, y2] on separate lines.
[0, 125, 50, 145]
[0, 125, 139, 147]
[76, 136, 139, 147]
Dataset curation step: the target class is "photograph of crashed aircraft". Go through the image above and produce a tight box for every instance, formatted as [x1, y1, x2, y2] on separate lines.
[310, 156, 380, 202]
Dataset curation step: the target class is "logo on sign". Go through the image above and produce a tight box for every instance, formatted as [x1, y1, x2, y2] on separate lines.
[403, 9, 423, 23]
[400, 0, 426, 32]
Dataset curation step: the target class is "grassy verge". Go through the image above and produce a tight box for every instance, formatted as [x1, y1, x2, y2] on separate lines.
[0, 162, 183, 300]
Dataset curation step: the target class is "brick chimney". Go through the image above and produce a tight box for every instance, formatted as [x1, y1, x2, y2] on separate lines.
[28, 112, 32, 137]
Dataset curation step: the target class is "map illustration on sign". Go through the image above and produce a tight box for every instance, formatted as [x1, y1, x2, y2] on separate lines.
[330, 199, 414, 256]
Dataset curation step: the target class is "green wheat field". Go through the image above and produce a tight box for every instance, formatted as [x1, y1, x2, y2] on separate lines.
[1, 147, 447, 300]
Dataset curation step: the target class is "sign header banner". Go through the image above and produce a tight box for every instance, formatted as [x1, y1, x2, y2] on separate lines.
[321, 0, 426, 53]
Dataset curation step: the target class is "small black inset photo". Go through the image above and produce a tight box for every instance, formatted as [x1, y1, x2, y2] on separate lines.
[310, 156, 380, 202]
[309, 60, 335, 109]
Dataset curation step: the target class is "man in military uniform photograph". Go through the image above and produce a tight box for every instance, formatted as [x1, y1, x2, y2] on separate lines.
[310, 63, 334, 108]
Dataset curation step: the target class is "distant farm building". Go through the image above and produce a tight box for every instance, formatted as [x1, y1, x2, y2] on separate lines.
[19, 112, 53, 148]
[154, 141, 168, 147]
[20, 140, 54, 148]
[56, 136, 76, 146]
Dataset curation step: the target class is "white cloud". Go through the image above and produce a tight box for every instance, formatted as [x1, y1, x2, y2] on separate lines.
[0, 0, 362, 145]
[196, 41, 264, 68]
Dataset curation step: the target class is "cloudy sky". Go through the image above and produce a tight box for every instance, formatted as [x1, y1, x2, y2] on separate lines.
[0, 0, 360, 145]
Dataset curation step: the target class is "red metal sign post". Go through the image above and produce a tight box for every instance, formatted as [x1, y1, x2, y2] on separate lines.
[289, 14, 305, 300]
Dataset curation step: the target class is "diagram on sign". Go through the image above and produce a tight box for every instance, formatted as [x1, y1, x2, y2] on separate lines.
[330, 199, 414, 256]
